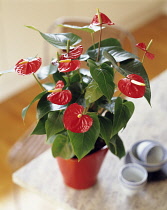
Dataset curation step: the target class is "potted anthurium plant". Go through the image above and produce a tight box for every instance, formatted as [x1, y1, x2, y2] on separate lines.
[2, 9, 154, 189]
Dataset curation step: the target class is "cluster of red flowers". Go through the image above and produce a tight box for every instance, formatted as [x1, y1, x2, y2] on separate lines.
[14, 10, 154, 134]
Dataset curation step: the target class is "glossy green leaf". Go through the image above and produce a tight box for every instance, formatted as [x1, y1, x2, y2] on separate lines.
[87, 38, 136, 63]
[58, 24, 101, 33]
[26, 25, 82, 49]
[37, 64, 58, 80]
[85, 80, 103, 104]
[99, 116, 112, 144]
[87, 46, 137, 63]
[112, 97, 135, 137]
[88, 60, 115, 100]
[120, 59, 151, 104]
[45, 111, 64, 139]
[52, 134, 74, 159]
[37, 94, 67, 119]
[103, 51, 151, 104]
[109, 134, 125, 158]
[99, 97, 117, 113]
[52, 71, 66, 84]
[22, 91, 47, 120]
[70, 71, 81, 84]
[68, 113, 100, 160]
[31, 115, 47, 135]
[88, 38, 122, 50]
[0, 68, 14, 76]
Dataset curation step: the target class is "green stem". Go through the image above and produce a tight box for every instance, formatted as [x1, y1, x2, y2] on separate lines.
[67, 40, 70, 53]
[91, 33, 96, 50]
[77, 69, 82, 82]
[96, 25, 102, 62]
[83, 103, 92, 114]
[117, 91, 123, 98]
[33, 73, 45, 91]
[66, 73, 70, 86]
[141, 52, 146, 63]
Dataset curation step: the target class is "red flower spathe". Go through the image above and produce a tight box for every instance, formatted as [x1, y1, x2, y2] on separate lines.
[15, 57, 42, 75]
[62, 45, 83, 59]
[136, 43, 155, 60]
[91, 11, 114, 26]
[63, 103, 93, 133]
[58, 59, 81, 73]
[47, 80, 72, 105]
[52, 45, 83, 73]
[118, 74, 146, 98]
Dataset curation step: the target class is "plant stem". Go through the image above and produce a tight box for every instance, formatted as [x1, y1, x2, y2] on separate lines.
[33, 73, 45, 91]
[91, 33, 96, 49]
[67, 40, 70, 53]
[96, 25, 102, 62]
[66, 73, 70, 86]
[141, 53, 146, 63]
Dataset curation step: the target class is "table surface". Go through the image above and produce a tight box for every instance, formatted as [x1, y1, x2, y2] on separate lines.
[13, 70, 167, 210]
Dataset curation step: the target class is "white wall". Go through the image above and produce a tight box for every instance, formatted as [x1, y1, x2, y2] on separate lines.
[0, 0, 166, 102]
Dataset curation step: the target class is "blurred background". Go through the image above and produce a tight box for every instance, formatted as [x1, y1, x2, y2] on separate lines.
[0, 0, 167, 209]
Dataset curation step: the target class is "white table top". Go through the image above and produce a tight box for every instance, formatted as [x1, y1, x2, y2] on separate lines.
[13, 70, 167, 210]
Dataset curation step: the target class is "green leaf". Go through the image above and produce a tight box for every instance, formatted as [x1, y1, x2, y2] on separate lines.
[59, 24, 104, 33]
[120, 59, 151, 104]
[52, 134, 74, 159]
[31, 115, 47, 135]
[53, 71, 66, 83]
[70, 71, 81, 84]
[99, 116, 112, 145]
[88, 46, 137, 63]
[103, 52, 151, 104]
[45, 111, 64, 139]
[0, 68, 14, 76]
[68, 113, 100, 160]
[88, 60, 115, 100]
[99, 97, 117, 113]
[22, 91, 47, 120]
[109, 135, 125, 158]
[37, 94, 67, 119]
[85, 80, 103, 104]
[26, 25, 82, 49]
[112, 97, 135, 137]
[37, 64, 58, 80]
[88, 38, 122, 50]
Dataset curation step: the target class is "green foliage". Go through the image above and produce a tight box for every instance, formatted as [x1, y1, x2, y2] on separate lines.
[19, 20, 152, 161]
[22, 91, 47, 120]
[112, 97, 135, 137]
[88, 60, 115, 100]
[58, 24, 103, 33]
[52, 134, 74, 159]
[36, 94, 67, 119]
[37, 64, 58, 80]
[25, 26, 82, 49]
[85, 80, 103, 104]
[45, 111, 64, 139]
[103, 51, 151, 104]
[68, 113, 100, 160]
[108, 135, 125, 158]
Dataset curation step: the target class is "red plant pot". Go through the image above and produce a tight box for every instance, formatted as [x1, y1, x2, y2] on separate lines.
[57, 147, 108, 190]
